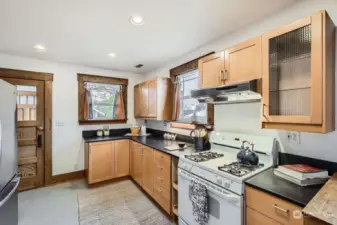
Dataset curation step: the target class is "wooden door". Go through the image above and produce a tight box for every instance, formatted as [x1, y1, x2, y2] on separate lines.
[262, 12, 324, 125]
[131, 143, 143, 185]
[225, 37, 262, 84]
[88, 141, 115, 184]
[142, 146, 154, 195]
[139, 82, 149, 117]
[147, 80, 157, 117]
[134, 84, 141, 117]
[198, 51, 225, 88]
[115, 140, 130, 177]
[1, 78, 45, 191]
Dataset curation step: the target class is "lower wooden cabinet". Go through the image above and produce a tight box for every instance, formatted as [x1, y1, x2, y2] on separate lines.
[87, 140, 130, 184]
[246, 185, 304, 225]
[130, 142, 143, 186]
[88, 141, 115, 184]
[130, 141, 172, 214]
[115, 140, 130, 178]
[142, 146, 154, 195]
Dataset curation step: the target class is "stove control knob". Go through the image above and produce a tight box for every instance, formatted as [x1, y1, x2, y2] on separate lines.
[216, 178, 223, 185]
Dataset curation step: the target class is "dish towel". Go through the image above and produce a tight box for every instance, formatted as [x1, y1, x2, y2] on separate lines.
[191, 180, 209, 225]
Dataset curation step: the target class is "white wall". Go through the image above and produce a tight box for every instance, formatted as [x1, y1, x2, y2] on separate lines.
[0, 53, 145, 175]
[144, 0, 337, 163]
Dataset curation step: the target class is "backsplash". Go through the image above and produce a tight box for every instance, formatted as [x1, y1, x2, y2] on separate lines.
[145, 102, 337, 163]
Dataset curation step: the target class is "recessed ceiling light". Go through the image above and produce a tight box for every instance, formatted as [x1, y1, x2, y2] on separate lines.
[34, 44, 47, 52]
[129, 15, 144, 26]
[108, 53, 116, 58]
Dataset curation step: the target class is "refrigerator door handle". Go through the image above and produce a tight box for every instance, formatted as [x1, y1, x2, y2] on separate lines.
[0, 177, 20, 208]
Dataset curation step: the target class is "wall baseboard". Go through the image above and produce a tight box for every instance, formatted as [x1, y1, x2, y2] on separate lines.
[50, 170, 85, 185]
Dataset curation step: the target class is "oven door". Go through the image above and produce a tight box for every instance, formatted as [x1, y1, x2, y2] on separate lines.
[178, 169, 243, 225]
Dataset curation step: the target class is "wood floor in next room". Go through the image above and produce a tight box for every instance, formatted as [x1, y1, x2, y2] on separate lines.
[18, 180, 176, 225]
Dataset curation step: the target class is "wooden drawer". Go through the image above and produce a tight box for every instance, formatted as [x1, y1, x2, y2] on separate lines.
[153, 182, 171, 213]
[246, 186, 304, 225]
[154, 150, 171, 168]
[246, 207, 282, 225]
[153, 166, 170, 189]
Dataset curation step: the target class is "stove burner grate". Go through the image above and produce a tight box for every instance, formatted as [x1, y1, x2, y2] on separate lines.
[184, 152, 224, 162]
[218, 162, 264, 177]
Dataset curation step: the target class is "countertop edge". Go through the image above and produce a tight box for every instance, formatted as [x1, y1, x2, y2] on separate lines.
[84, 136, 185, 158]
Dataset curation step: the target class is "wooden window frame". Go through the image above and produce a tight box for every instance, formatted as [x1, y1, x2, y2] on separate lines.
[77, 73, 128, 125]
[170, 52, 214, 130]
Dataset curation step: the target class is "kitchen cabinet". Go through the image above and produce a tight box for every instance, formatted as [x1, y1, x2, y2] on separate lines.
[129, 141, 172, 214]
[261, 10, 335, 133]
[198, 51, 225, 88]
[130, 142, 143, 186]
[225, 36, 262, 84]
[246, 185, 304, 225]
[88, 141, 115, 184]
[134, 77, 172, 120]
[142, 146, 154, 195]
[153, 150, 171, 214]
[115, 140, 130, 178]
[86, 140, 130, 184]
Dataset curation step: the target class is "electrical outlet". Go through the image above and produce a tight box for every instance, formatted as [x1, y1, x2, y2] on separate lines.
[287, 131, 300, 144]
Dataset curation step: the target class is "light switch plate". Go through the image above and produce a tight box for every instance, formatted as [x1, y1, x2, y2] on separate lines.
[287, 131, 300, 144]
[56, 121, 64, 126]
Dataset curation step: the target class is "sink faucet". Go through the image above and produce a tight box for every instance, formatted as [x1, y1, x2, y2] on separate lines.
[241, 140, 254, 151]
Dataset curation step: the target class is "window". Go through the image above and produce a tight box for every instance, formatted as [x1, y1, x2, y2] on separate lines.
[78, 74, 128, 125]
[174, 70, 208, 124]
[170, 52, 214, 129]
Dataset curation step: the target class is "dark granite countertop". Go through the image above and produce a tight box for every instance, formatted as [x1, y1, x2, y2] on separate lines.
[83, 135, 196, 158]
[245, 168, 324, 207]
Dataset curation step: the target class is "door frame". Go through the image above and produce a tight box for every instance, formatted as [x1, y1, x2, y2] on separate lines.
[0, 68, 54, 186]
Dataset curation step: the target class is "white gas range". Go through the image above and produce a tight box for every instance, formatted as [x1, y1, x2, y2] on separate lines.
[178, 131, 277, 225]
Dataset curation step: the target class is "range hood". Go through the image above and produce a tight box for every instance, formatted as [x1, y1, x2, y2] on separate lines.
[191, 79, 261, 104]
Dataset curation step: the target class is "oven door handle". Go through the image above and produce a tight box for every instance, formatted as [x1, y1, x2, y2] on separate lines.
[179, 170, 241, 204]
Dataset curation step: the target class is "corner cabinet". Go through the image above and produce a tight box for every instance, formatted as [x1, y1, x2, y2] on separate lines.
[134, 77, 173, 120]
[261, 10, 335, 133]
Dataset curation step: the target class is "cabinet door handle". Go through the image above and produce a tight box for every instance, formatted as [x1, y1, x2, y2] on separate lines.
[223, 70, 228, 80]
[219, 70, 223, 82]
[37, 135, 43, 148]
[272, 204, 289, 214]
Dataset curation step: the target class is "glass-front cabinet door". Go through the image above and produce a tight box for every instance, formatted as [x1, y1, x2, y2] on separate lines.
[262, 11, 325, 125]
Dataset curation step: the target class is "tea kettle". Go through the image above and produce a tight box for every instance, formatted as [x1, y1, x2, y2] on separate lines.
[237, 140, 259, 165]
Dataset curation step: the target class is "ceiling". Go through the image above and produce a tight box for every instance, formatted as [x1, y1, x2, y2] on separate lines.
[0, 0, 300, 73]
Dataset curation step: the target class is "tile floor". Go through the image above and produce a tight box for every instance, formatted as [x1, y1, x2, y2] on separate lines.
[18, 180, 86, 225]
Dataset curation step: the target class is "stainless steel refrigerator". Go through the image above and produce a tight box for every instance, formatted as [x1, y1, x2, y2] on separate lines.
[0, 79, 20, 225]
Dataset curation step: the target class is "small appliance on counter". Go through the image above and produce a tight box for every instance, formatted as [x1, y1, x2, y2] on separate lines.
[140, 125, 146, 136]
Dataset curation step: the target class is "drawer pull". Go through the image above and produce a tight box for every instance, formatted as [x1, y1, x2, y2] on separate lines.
[158, 177, 164, 181]
[157, 165, 164, 170]
[159, 188, 163, 192]
[273, 204, 289, 214]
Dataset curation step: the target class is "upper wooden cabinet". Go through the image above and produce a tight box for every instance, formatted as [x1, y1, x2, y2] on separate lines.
[134, 77, 172, 120]
[199, 52, 225, 88]
[198, 37, 262, 88]
[261, 10, 335, 133]
[225, 36, 262, 84]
